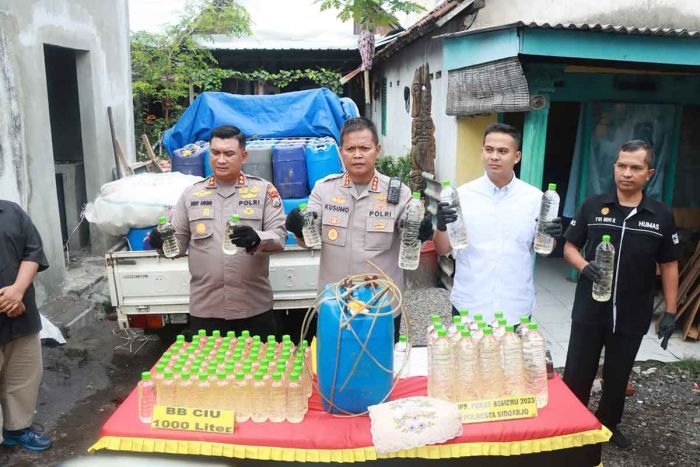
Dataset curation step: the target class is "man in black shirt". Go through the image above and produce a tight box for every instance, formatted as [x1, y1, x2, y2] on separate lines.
[0, 200, 52, 451]
[562, 140, 679, 449]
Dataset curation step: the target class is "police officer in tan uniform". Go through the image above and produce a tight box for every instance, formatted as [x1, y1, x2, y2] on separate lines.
[286, 118, 433, 339]
[151, 125, 287, 337]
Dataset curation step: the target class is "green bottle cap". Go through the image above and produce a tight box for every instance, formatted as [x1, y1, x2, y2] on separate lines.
[456, 324, 465, 331]
[434, 323, 444, 330]
[474, 313, 483, 321]
[277, 362, 287, 371]
[528, 323, 538, 330]
[254, 373, 264, 381]
[506, 325, 515, 332]
[484, 328, 493, 335]
[441, 180, 450, 187]
[208, 367, 217, 375]
[548, 183, 557, 190]
[243, 363, 252, 373]
[235, 371, 245, 380]
[299, 202, 308, 210]
[267, 335, 276, 343]
[231, 214, 240, 222]
[302, 340, 309, 349]
[159, 216, 167, 224]
[431, 315, 441, 322]
[289, 372, 300, 381]
[282, 334, 291, 342]
[498, 319, 507, 326]
[412, 192, 421, 199]
[212, 330, 221, 338]
[272, 372, 282, 381]
[495, 311, 504, 319]
[460, 330, 471, 337]
[252, 335, 261, 343]
[459, 309, 468, 317]
[199, 373, 208, 381]
[217, 371, 226, 380]
[176, 335, 185, 342]
[602, 235, 611, 242]
[181, 371, 191, 380]
[241, 330, 250, 337]
[197, 329, 207, 337]
[452, 316, 461, 324]
[520, 315, 530, 324]
[141, 372, 151, 380]
[478, 321, 486, 329]
[399, 335, 407, 343]
[226, 331, 236, 339]
[437, 329, 447, 337]
[155, 364, 166, 373]
[164, 370, 173, 379]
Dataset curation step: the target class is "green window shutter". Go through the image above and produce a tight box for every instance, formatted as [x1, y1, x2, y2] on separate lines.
[381, 78, 387, 136]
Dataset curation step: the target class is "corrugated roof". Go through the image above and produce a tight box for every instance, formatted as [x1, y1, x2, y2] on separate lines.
[438, 21, 700, 39]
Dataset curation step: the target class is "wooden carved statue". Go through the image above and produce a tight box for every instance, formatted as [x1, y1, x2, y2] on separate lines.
[409, 63, 436, 193]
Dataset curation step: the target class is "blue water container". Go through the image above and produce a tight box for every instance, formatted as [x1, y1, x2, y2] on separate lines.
[272, 145, 309, 198]
[317, 284, 394, 414]
[127, 226, 156, 251]
[282, 197, 309, 215]
[172, 143, 206, 177]
[203, 149, 213, 177]
[243, 147, 274, 181]
[306, 143, 342, 190]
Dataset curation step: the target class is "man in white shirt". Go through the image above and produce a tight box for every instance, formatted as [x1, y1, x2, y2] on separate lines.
[433, 123, 562, 325]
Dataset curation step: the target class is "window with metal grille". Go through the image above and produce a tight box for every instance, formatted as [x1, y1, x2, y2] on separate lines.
[381, 78, 387, 136]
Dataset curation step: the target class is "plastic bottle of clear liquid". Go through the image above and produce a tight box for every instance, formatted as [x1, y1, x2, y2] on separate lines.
[426, 315, 442, 343]
[493, 319, 508, 340]
[215, 371, 232, 410]
[454, 330, 479, 402]
[157, 370, 177, 406]
[447, 315, 463, 338]
[299, 203, 321, 248]
[478, 328, 505, 398]
[394, 335, 410, 378]
[286, 372, 307, 423]
[516, 315, 531, 338]
[534, 183, 560, 255]
[138, 372, 157, 423]
[195, 372, 211, 408]
[592, 235, 615, 302]
[440, 180, 468, 250]
[250, 372, 269, 422]
[428, 329, 452, 400]
[223, 214, 240, 255]
[458, 309, 472, 327]
[268, 372, 287, 423]
[522, 323, 548, 408]
[233, 371, 250, 422]
[500, 325, 526, 396]
[157, 216, 179, 258]
[398, 192, 424, 271]
[176, 371, 194, 408]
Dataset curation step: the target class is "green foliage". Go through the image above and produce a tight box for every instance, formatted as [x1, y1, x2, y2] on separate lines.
[189, 68, 344, 95]
[318, 0, 425, 29]
[375, 154, 413, 185]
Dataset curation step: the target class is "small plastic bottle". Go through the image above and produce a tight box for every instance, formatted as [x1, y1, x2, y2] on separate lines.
[233, 371, 251, 422]
[286, 372, 307, 423]
[300, 203, 322, 247]
[393, 335, 410, 378]
[268, 372, 287, 423]
[157, 216, 179, 258]
[223, 214, 240, 255]
[534, 183, 560, 256]
[439, 180, 468, 249]
[592, 235, 615, 302]
[250, 372, 269, 422]
[138, 372, 157, 423]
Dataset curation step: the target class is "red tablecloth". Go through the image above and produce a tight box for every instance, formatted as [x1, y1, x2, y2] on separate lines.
[89, 374, 610, 462]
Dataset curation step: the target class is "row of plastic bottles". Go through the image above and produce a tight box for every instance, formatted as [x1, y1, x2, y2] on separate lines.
[425, 312, 548, 408]
[138, 331, 312, 424]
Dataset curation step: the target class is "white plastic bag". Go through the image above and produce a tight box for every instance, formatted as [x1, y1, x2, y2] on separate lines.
[84, 172, 202, 236]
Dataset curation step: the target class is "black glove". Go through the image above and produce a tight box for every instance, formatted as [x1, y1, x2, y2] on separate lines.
[230, 225, 261, 253]
[436, 202, 458, 232]
[285, 208, 305, 238]
[417, 213, 434, 242]
[657, 312, 676, 350]
[543, 217, 563, 237]
[148, 227, 164, 250]
[581, 262, 603, 284]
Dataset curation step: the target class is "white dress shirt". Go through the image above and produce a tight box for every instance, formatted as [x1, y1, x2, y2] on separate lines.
[450, 174, 543, 325]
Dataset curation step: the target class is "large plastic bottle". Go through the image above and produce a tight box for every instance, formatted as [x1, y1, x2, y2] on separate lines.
[500, 325, 526, 396]
[440, 180, 468, 250]
[454, 330, 479, 402]
[393, 335, 410, 378]
[250, 372, 269, 422]
[428, 329, 452, 401]
[592, 235, 615, 302]
[534, 183, 560, 255]
[223, 214, 240, 255]
[398, 192, 424, 270]
[478, 328, 504, 399]
[176, 371, 194, 408]
[157, 370, 177, 406]
[233, 371, 250, 422]
[157, 216, 179, 258]
[286, 371, 307, 423]
[268, 372, 287, 423]
[138, 372, 157, 423]
[300, 203, 322, 247]
[522, 323, 548, 408]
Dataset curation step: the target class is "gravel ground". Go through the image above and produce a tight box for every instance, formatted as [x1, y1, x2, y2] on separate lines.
[400, 287, 700, 466]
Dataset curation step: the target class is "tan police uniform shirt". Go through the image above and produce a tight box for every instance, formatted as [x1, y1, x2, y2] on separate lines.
[298, 171, 412, 291]
[172, 173, 287, 319]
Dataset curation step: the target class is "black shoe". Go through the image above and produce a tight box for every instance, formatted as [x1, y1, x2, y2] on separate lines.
[610, 427, 632, 449]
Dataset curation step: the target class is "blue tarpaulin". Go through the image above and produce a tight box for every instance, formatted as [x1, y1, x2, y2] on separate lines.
[163, 88, 357, 155]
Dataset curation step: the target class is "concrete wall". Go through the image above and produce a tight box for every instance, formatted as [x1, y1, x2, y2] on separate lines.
[370, 33, 458, 185]
[0, 0, 134, 303]
[470, 0, 700, 31]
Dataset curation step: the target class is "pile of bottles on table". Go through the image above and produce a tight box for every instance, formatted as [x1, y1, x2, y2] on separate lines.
[426, 311, 549, 408]
[138, 330, 313, 425]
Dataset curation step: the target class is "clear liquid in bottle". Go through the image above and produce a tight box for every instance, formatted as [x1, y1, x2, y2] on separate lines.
[534, 183, 560, 256]
[440, 181, 468, 250]
[138, 372, 157, 423]
[522, 323, 548, 408]
[300, 203, 322, 247]
[398, 192, 424, 270]
[157, 216, 180, 258]
[223, 214, 240, 255]
[592, 235, 615, 302]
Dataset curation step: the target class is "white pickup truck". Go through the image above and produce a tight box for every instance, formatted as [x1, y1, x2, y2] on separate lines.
[105, 240, 320, 340]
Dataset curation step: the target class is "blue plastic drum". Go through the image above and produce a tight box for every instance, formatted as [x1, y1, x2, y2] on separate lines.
[272, 145, 309, 198]
[306, 143, 342, 190]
